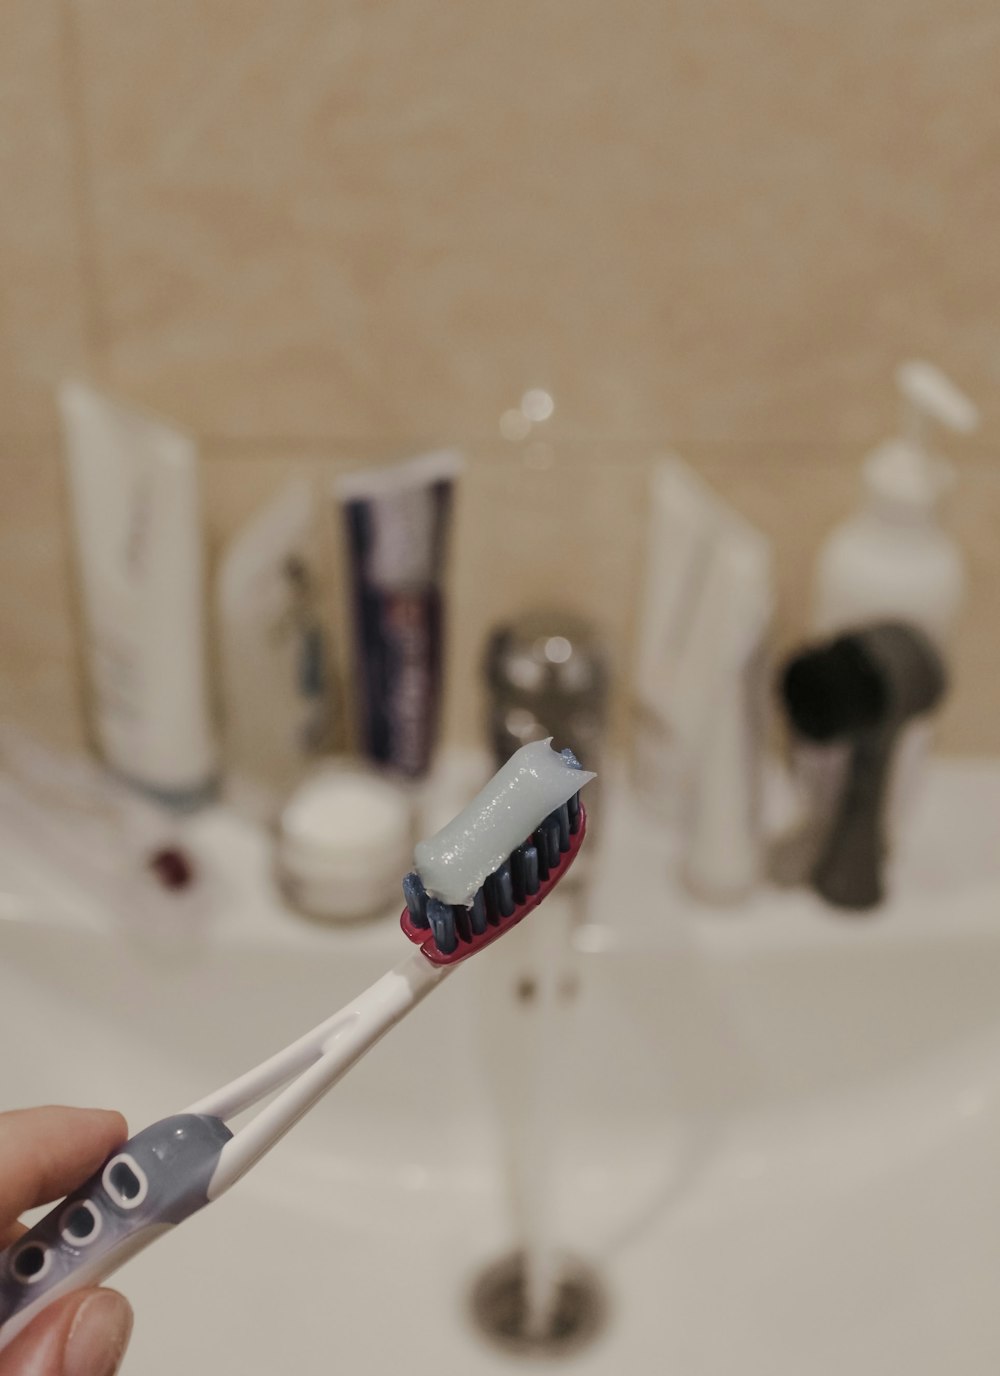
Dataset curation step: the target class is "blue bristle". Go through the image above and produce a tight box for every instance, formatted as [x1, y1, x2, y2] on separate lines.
[511, 845, 527, 904]
[555, 803, 570, 852]
[455, 903, 472, 943]
[533, 829, 550, 881]
[426, 898, 457, 955]
[402, 871, 429, 929]
[483, 873, 501, 924]
[543, 818, 561, 869]
[560, 747, 583, 770]
[522, 844, 540, 895]
[567, 791, 581, 834]
[470, 888, 488, 935]
[495, 861, 515, 917]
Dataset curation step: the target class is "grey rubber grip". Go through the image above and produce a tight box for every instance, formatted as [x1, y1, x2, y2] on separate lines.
[0, 1114, 232, 1333]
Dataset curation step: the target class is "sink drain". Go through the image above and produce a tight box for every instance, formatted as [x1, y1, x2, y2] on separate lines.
[468, 1252, 608, 1359]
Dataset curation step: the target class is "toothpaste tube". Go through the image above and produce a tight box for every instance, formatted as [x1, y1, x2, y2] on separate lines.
[335, 450, 462, 779]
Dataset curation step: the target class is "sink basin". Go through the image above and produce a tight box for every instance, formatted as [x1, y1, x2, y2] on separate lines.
[1, 758, 1000, 1373]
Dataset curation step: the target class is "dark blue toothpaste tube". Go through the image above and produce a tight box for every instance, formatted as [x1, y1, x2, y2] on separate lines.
[335, 450, 462, 778]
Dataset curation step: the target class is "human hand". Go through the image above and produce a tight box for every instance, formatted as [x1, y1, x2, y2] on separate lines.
[0, 1108, 133, 1376]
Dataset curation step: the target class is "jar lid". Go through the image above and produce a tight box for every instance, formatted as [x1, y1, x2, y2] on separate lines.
[279, 764, 412, 873]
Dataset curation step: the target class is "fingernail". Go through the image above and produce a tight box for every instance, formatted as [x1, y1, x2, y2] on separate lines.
[65, 1291, 133, 1376]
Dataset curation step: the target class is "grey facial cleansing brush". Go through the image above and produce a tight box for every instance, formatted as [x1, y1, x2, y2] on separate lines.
[781, 622, 946, 911]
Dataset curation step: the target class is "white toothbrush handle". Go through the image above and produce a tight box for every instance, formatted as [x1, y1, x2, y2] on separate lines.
[207, 949, 446, 1196]
[0, 950, 446, 1351]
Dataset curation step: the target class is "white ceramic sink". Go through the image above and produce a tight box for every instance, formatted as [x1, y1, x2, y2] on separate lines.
[1, 758, 1000, 1374]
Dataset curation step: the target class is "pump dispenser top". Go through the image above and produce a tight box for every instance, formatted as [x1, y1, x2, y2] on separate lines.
[813, 360, 978, 649]
[863, 361, 978, 522]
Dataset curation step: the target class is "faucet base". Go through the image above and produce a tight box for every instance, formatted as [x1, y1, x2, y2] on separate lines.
[467, 1250, 609, 1359]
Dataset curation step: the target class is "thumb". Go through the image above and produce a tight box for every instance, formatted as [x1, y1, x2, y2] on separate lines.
[0, 1288, 132, 1376]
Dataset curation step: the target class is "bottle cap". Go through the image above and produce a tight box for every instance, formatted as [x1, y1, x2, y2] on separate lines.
[863, 437, 954, 515]
[864, 361, 978, 519]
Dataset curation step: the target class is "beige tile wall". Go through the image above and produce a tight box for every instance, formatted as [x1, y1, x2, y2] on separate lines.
[2, 0, 998, 761]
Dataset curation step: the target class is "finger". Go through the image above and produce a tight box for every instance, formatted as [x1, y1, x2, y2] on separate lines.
[0, 1287, 132, 1376]
[0, 1223, 26, 1250]
[0, 1109, 127, 1226]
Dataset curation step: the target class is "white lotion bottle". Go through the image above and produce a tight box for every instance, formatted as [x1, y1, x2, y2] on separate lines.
[810, 360, 978, 828]
[58, 382, 218, 809]
[814, 361, 977, 644]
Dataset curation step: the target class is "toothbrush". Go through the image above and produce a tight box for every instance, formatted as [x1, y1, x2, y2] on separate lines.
[0, 740, 592, 1352]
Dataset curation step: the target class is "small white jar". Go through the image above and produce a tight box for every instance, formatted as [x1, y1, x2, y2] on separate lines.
[277, 764, 413, 922]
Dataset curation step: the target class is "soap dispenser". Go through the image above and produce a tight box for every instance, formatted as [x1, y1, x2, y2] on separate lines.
[793, 361, 978, 853]
[813, 360, 978, 647]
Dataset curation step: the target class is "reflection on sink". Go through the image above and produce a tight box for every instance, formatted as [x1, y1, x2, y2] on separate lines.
[1, 759, 1000, 1374]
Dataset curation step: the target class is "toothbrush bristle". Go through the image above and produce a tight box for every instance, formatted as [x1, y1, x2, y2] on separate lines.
[402, 871, 429, 929]
[543, 817, 561, 868]
[426, 897, 457, 955]
[522, 843, 540, 896]
[454, 902, 473, 945]
[532, 828, 550, 882]
[555, 803, 570, 852]
[510, 845, 527, 904]
[400, 797, 588, 966]
[483, 872, 499, 923]
[470, 889, 488, 936]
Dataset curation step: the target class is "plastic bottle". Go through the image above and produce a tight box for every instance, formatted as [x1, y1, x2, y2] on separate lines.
[216, 480, 335, 822]
[810, 360, 978, 832]
[58, 381, 218, 809]
[633, 458, 774, 904]
[813, 361, 977, 645]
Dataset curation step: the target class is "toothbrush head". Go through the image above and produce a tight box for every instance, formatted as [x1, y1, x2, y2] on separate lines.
[400, 739, 593, 966]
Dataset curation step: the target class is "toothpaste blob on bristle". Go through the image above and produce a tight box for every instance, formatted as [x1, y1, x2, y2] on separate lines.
[413, 739, 595, 906]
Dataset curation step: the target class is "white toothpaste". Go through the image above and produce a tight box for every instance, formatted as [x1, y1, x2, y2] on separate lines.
[414, 739, 595, 905]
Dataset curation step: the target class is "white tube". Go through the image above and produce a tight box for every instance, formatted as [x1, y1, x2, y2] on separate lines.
[334, 449, 462, 779]
[58, 382, 217, 808]
[680, 535, 772, 903]
[632, 459, 773, 903]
